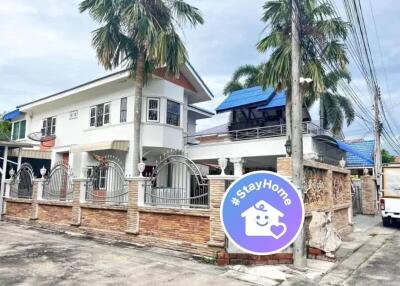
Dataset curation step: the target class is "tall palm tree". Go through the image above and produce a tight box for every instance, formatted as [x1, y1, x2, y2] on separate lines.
[223, 64, 262, 95]
[317, 70, 355, 135]
[257, 0, 352, 138]
[80, 0, 204, 175]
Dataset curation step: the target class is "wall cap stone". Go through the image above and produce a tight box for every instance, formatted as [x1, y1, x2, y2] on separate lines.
[139, 206, 210, 217]
[207, 175, 238, 180]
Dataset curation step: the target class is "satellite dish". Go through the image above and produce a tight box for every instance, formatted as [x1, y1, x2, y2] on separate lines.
[27, 131, 56, 142]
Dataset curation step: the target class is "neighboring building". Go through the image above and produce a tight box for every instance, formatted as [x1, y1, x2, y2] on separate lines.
[3, 63, 214, 177]
[344, 139, 375, 177]
[187, 86, 351, 175]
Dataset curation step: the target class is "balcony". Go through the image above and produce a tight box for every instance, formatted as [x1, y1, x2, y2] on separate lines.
[186, 122, 342, 145]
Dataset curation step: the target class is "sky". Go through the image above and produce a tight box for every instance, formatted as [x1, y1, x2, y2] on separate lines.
[1, 0, 400, 146]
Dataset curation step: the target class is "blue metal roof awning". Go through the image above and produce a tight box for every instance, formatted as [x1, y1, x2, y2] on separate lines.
[257, 90, 286, 110]
[216, 86, 276, 113]
[314, 135, 374, 166]
[2, 109, 23, 121]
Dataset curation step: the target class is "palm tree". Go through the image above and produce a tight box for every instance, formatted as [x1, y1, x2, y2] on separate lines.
[317, 70, 355, 134]
[223, 64, 262, 95]
[257, 0, 352, 137]
[80, 0, 204, 175]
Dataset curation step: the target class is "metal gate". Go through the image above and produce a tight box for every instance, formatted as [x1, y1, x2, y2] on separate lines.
[85, 159, 128, 204]
[43, 162, 73, 201]
[144, 152, 209, 208]
[10, 163, 34, 199]
[352, 179, 363, 214]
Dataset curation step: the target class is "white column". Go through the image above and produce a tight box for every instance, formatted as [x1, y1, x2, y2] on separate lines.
[17, 148, 22, 170]
[0, 146, 9, 216]
[230, 157, 244, 176]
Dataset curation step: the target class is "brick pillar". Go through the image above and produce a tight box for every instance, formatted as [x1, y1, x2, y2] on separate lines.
[207, 175, 237, 248]
[71, 178, 85, 226]
[30, 179, 43, 220]
[126, 178, 140, 234]
[277, 157, 292, 178]
[361, 176, 378, 215]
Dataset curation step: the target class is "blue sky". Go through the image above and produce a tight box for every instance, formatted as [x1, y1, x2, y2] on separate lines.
[1, 0, 399, 146]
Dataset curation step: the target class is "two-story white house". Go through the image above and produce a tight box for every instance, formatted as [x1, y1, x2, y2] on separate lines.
[3, 63, 214, 178]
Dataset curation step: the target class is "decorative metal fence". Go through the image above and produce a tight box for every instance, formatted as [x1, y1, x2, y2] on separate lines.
[144, 152, 209, 208]
[85, 159, 128, 204]
[43, 162, 73, 201]
[9, 163, 34, 199]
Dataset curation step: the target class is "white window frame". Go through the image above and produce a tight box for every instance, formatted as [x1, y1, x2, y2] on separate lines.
[42, 116, 56, 136]
[147, 98, 160, 122]
[11, 120, 26, 141]
[89, 102, 111, 127]
[166, 99, 181, 127]
[120, 97, 127, 123]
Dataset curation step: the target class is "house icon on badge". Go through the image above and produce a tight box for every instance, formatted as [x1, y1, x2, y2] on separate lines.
[241, 200, 287, 238]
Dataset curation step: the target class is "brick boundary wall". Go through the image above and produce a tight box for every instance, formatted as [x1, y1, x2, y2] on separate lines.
[1, 161, 353, 265]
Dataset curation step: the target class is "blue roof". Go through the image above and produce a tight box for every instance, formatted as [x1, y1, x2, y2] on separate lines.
[257, 90, 286, 110]
[216, 86, 275, 113]
[344, 140, 375, 168]
[2, 109, 23, 121]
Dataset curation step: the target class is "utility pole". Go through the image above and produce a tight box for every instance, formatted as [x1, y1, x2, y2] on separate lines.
[291, 0, 307, 268]
[374, 87, 382, 192]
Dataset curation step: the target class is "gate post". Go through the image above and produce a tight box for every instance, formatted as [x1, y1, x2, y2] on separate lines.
[71, 178, 85, 226]
[207, 175, 237, 248]
[126, 178, 141, 234]
[361, 176, 378, 215]
[30, 179, 43, 220]
[0, 179, 11, 218]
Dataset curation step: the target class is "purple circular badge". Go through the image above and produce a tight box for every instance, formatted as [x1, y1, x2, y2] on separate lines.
[220, 171, 304, 255]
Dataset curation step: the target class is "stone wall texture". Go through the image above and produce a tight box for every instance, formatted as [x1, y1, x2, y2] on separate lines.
[80, 207, 128, 233]
[361, 176, 378, 215]
[139, 212, 210, 244]
[38, 204, 73, 225]
[5, 201, 32, 219]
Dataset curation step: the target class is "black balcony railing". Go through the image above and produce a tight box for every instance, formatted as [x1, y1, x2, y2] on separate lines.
[185, 122, 343, 145]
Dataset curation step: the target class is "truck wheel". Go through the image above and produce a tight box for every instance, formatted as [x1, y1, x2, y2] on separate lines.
[382, 217, 391, 227]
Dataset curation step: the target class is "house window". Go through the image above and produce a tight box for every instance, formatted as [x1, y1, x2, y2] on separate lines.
[120, 97, 127, 123]
[90, 103, 111, 127]
[166, 100, 180, 126]
[147, 98, 159, 122]
[12, 120, 26, 140]
[42, 117, 56, 136]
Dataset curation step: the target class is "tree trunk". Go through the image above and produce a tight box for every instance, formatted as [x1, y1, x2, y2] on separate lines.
[319, 96, 325, 130]
[285, 88, 292, 141]
[132, 51, 145, 176]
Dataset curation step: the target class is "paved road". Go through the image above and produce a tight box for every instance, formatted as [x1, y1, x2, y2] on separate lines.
[0, 222, 253, 286]
[319, 218, 400, 286]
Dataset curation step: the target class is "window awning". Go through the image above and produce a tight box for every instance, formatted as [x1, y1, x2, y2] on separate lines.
[2, 109, 23, 121]
[9, 148, 51, 160]
[70, 140, 129, 152]
[216, 86, 275, 113]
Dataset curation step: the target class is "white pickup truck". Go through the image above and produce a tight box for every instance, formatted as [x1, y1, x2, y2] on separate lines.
[381, 165, 400, 226]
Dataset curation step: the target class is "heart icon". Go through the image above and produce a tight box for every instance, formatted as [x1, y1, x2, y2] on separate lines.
[270, 223, 287, 239]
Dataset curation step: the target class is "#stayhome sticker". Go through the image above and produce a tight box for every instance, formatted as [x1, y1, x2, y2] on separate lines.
[220, 171, 304, 255]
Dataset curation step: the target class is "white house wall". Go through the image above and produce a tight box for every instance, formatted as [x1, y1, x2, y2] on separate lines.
[13, 75, 200, 175]
[187, 135, 314, 161]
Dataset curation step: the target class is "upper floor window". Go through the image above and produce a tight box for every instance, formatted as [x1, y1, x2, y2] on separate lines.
[42, 117, 56, 136]
[90, 103, 110, 127]
[166, 100, 180, 126]
[120, 97, 127, 123]
[12, 120, 26, 140]
[147, 98, 159, 122]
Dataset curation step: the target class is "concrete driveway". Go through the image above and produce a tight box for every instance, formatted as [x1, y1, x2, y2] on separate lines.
[0, 222, 254, 286]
